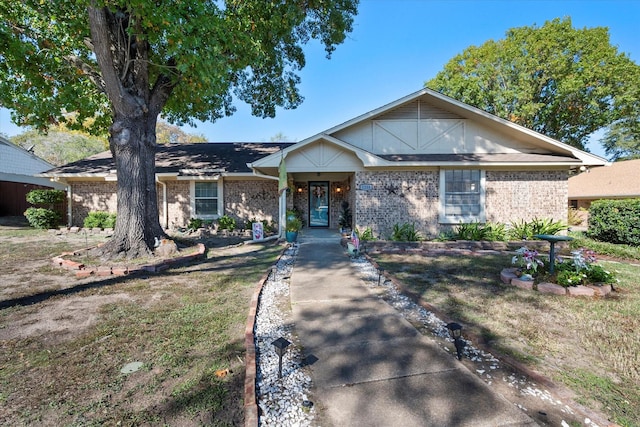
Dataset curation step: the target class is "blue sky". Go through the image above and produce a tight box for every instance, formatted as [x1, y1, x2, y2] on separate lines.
[1, 0, 639, 157]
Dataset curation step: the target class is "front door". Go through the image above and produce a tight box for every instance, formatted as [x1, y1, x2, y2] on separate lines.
[309, 181, 329, 227]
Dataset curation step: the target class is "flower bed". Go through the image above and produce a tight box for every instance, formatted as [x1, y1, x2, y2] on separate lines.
[502, 247, 617, 297]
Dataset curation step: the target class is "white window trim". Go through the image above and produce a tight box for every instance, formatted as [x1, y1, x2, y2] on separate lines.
[190, 179, 223, 219]
[438, 169, 486, 224]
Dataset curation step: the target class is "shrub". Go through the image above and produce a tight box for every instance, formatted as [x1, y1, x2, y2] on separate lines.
[83, 211, 116, 229]
[567, 208, 584, 226]
[24, 207, 61, 229]
[24, 189, 66, 229]
[355, 227, 376, 242]
[390, 223, 422, 242]
[338, 201, 352, 230]
[187, 218, 204, 231]
[26, 189, 65, 206]
[217, 215, 236, 231]
[587, 199, 640, 246]
[455, 222, 506, 241]
[507, 217, 567, 240]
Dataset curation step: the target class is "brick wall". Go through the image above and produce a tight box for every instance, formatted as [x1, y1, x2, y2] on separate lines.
[354, 171, 440, 239]
[165, 180, 190, 229]
[485, 170, 568, 224]
[70, 181, 118, 227]
[353, 169, 568, 239]
[71, 179, 280, 229]
[223, 179, 279, 227]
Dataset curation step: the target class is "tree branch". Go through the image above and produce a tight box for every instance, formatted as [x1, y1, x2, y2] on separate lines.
[87, 4, 136, 116]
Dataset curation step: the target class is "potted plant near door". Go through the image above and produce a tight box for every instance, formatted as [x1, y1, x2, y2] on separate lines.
[285, 217, 302, 242]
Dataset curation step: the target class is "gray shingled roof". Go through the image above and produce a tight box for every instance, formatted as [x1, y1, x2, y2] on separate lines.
[42, 143, 294, 176]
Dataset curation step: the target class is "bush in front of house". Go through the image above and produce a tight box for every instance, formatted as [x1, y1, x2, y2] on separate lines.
[83, 211, 116, 229]
[217, 215, 236, 231]
[507, 217, 567, 240]
[24, 207, 61, 229]
[390, 222, 422, 241]
[587, 199, 640, 246]
[454, 221, 506, 241]
[24, 189, 65, 229]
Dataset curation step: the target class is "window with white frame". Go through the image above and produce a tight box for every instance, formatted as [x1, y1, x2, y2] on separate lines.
[439, 169, 485, 223]
[192, 181, 220, 218]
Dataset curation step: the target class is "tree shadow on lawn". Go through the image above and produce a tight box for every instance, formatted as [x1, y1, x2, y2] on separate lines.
[0, 243, 281, 310]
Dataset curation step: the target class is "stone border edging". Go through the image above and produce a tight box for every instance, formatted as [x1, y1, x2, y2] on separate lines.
[364, 253, 615, 427]
[51, 243, 207, 278]
[501, 268, 613, 298]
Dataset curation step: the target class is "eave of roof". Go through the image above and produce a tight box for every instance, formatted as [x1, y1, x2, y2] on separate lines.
[39, 142, 294, 177]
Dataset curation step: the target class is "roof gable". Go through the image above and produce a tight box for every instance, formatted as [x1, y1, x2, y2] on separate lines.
[325, 88, 607, 167]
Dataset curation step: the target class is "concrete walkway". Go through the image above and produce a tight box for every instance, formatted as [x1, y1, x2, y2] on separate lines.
[289, 228, 537, 427]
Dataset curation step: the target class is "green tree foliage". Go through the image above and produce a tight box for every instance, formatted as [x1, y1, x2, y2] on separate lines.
[11, 125, 107, 166]
[156, 120, 207, 144]
[426, 18, 640, 151]
[0, 1, 358, 257]
[601, 121, 640, 161]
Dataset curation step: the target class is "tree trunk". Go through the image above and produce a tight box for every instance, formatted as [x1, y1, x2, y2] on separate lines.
[86, 6, 173, 260]
[97, 115, 165, 259]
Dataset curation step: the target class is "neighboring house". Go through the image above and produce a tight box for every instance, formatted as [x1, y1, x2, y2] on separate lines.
[568, 159, 640, 222]
[0, 135, 65, 216]
[41, 88, 607, 236]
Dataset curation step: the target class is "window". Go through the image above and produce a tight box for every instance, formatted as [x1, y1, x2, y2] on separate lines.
[193, 181, 219, 218]
[439, 169, 485, 223]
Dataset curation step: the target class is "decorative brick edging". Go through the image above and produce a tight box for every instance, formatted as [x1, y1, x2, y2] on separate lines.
[243, 269, 270, 427]
[51, 243, 206, 278]
[500, 268, 612, 298]
[244, 249, 286, 427]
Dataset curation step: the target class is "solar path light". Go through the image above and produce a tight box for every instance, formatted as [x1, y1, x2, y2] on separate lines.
[272, 337, 291, 379]
[378, 267, 385, 286]
[446, 322, 464, 360]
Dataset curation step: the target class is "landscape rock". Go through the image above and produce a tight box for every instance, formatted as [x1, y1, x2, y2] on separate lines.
[567, 285, 596, 297]
[537, 282, 567, 295]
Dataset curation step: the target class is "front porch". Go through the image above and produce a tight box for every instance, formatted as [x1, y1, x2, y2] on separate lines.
[287, 172, 354, 230]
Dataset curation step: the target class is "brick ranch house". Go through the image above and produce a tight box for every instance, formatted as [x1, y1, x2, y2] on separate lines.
[41, 88, 607, 238]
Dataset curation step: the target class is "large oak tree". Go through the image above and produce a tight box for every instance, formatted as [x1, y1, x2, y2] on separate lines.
[0, 0, 358, 258]
[426, 18, 640, 153]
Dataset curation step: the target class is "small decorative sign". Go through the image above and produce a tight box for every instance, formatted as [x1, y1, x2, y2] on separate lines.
[252, 222, 264, 241]
[359, 183, 374, 191]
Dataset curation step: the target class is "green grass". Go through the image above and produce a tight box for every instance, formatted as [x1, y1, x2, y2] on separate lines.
[0, 226, 281, 426]
[569, 231, 640, 261]
[371, 248, 640, 426]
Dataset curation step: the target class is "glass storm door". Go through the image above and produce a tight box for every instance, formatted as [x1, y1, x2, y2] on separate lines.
[309, 181, 329, 227]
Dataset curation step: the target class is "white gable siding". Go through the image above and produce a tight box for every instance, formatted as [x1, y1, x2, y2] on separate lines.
[331, 98, 546, 156]
[285, 140, 363, 172]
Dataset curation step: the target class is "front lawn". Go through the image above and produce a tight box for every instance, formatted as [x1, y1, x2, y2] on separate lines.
[0, 225, 281, 426]
[370, 244, 640, 427]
